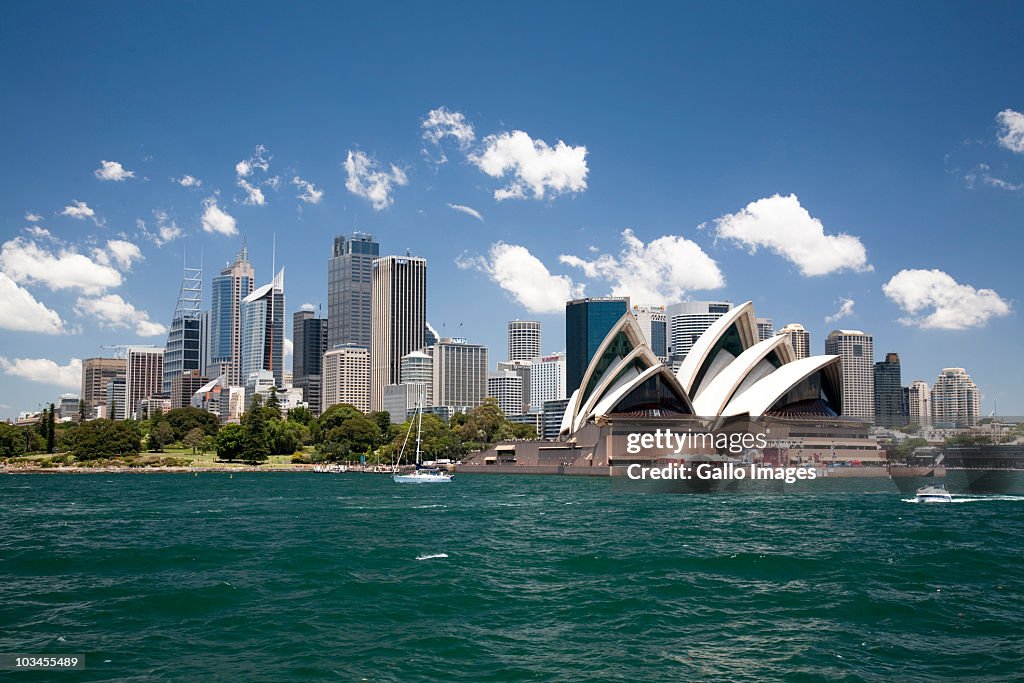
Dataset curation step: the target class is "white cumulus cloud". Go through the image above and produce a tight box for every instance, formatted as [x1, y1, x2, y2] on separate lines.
[292, 176, 324, 204]
[344, 150, 408, 211]
[75, 294, 168, 336]
[0, 356, 82, 388]
[712, 193, 872, 276]
[236, 144, 271, 177]
[996, 109, 1024, 153]
[25, 212, 42, 222]
[0, 237, 122, 294]
[457, 242, 583, 314]
[100, 240, 143, 270]
[470, 130, 588, 201]
[447, 203, 483, 222]
[175, 174, 203, 188]
[238, 178, 266, 206]
[200, 196, 238, 236]
[284, 338, 293, 359]
[422, 107, 476, 148]
[559, 229, 724, 305]
[825, 298, 856, 324]
[61, 200, 97, 221]
[94, 160, 135, 181]
[883, 269, 1011, 330]
[139, 210, 184, 246]
[0, 273, 65, 334]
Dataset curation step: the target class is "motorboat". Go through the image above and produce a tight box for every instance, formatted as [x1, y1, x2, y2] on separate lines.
[915, 483, 952, 503]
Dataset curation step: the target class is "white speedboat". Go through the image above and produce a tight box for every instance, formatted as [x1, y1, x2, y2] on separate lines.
[916, 483, 952, 503]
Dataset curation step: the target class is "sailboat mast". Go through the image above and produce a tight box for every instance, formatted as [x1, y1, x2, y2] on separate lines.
[415, 399, 423, 465]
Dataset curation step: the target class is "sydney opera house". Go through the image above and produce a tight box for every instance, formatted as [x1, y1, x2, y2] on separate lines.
[463, 302, 882, 474]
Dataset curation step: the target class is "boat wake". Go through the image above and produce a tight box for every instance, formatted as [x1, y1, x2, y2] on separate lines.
[416, 553, 449, 561]
[902, 495, 1024, 504]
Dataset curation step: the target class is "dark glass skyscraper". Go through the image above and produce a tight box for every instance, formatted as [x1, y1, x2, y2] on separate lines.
[327, 233, 379, 350]
[565, 297, 629, 394]
[293, 309, 328, 414]
[873, 352, 906, 427]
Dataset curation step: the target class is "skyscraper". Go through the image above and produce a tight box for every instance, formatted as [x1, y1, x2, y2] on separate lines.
[370, 255, 426, 410]
[507, 320, 541, 362]
[241, 268, 286, 389]
[908, 380, 930, 428]
[488, 369, 523, 417]
[873, 352, 905, 427]
[497, 360, 531, 415]
[530, 352, 566, 414]
[665, 300, 733, 365]
[778, 323, 811, 360]
[170, 369, 208, 410]
[824, 330, 874, 421]
[162, 264, 203, 395]
[328, 233, 379, 350]
[930, 368, 981, 428]
[400, 350, 433, 406]
[125, 346, 165, 419]
[565, 297, 629, 393]
[631, 305, 668, 359]
[293, 308, 328, 414]
[322, 345, 370, 413]
[756, 317, 774, 342]
[208, 245, 254, 385]
[432, 338, 488, 412]
[81, 357, 125, 418]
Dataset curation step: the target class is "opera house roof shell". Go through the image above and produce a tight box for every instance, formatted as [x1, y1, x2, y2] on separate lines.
[559, 301, 845, 438]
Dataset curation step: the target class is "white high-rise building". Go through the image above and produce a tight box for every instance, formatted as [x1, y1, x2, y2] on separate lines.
[240, 268, 286, 389]
[399, 350, 433, 406]
[778, 323, 811, 360]
[824, 330, 874, 421]
[631, 305, 668, 360]
[487, 369, 524, 417]
[382, 383, 429, 424]
[756, 317, 774, 341]
[322, 345, 370, 413]
[665, 301, 733, 364]
[507, 320, 541, 362]
[530, 352, 566, 413]
[908, 380, 930, 428]
[432, 338, 488, 412]
[497, 360, 531, 415]
[371, 255, 426, 411]
[930, 368, 981, 428]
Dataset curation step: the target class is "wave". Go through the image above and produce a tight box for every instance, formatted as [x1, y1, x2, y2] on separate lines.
[416, 553, 449, 561]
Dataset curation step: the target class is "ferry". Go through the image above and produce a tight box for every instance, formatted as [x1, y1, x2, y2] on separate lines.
[915, 483, 952, 503]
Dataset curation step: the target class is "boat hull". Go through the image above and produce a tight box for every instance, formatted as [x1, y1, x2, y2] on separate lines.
[393, 474, 453, 483]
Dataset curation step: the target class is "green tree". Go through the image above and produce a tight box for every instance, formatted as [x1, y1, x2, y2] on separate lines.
[287, 405, 314, 426]
[164, 407, 221, 440]
[198, 435, 215, 457]
[184, 427, 206, 454]
[78, 399, 87, 423]
[46, 403, 56, 454]
[511, 423, 537, 440]
[215, 423, 246, 462]
[71, 420, 141, 459]
[150, 422, 174, 452]
[0, 423, 27, 458]
[892, 437, 930, 461]
[265, 386, 281, 418]
[370, 411, 391, 440]
[241, 396, 270, 465]
[457, 398, 508, 445]
[269, 420, 307, 455]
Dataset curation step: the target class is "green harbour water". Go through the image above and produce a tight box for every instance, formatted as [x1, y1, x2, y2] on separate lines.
[2, 472, 1023, 682]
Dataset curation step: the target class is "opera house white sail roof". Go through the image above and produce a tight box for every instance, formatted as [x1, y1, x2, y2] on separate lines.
[559, 302, 844, 438]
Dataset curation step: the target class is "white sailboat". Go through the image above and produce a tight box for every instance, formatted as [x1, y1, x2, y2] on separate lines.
[393, 400, 453, 484]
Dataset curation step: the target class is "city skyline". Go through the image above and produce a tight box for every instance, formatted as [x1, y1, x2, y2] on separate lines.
[2, 3, 1023, 418]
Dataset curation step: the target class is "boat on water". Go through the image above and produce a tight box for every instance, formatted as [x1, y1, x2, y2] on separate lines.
[916, 483, 952, 503]
[393, 400, 453, 484]
[313, 464, 348, 473]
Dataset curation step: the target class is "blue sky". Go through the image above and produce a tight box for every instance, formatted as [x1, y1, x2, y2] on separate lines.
[1, 1, 1023, 418]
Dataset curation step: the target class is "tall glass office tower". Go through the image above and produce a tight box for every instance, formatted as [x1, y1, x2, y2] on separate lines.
[241, 268, 286, 389]
[565, 297, 629, 393]
[208, 246, 254, 385]
[162, 264, 203, 398]
[327, 233, 379, 350]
